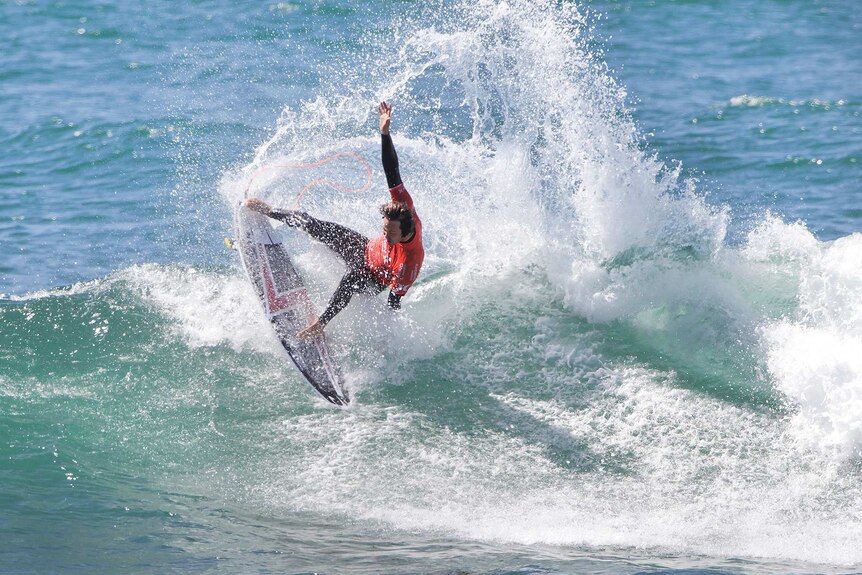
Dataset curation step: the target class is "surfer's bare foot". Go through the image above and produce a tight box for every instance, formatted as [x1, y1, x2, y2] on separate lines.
[245, 198, 272, 215]
[298, 320, 324, 339]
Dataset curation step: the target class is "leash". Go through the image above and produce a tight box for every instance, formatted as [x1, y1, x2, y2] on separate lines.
[243, 151, 373, 208]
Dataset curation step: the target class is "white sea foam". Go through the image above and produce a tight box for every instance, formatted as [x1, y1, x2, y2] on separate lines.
[119, 263, 277, 354]
[0, 278, 104, 301]
[756, 229, 862, 458]
[240, 360, 862, 565]
[728, 95, 845, 109]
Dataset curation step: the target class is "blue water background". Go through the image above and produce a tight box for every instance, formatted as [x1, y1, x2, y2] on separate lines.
[1, 1, 860, 574]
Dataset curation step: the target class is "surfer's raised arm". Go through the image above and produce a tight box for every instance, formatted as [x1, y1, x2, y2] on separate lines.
[374, 101, 424, 311]
[379, 101, 403, 191]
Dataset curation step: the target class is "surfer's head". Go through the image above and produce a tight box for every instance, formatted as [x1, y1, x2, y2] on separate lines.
[381, 201, 414, 243]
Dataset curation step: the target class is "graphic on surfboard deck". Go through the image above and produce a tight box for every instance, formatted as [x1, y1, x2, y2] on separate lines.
[234, 204, 349, 405]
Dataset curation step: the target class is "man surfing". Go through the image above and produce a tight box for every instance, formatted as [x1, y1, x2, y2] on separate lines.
[245, 101, 424, 338]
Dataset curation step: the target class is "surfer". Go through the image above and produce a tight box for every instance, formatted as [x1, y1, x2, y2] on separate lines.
[245, 101, 424, 338]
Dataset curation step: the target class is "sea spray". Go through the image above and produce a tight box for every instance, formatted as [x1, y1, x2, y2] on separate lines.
[756, 228, 862, 458]
[208, 0, 862, 563]
[5, 0, 862, 571]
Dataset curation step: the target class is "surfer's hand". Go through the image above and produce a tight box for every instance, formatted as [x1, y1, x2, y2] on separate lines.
[298, 320, 324, 339]
[378, 101, 392, 135]
[245, 198, 272, 216]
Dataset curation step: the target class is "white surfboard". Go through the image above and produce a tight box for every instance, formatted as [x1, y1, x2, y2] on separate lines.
[234, 204, 349, 405]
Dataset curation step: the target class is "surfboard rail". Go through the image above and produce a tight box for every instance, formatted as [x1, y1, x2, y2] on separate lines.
[234, 204, 349, 405]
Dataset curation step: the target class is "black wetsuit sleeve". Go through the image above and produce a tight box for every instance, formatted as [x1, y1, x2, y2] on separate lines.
[387, 290, 402, 310]
[381, 133, 403, 189]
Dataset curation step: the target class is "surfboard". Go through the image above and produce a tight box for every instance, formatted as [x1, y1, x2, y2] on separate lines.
[233, 204, 349, 405]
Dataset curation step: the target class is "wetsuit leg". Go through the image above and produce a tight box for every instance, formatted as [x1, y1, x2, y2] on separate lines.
[318, 267, 386, 326]
[381, 133, 403, 189]
[270, 210, 368, 269]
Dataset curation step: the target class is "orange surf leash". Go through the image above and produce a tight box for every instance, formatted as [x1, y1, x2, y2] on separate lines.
[243, 151, 373, 208]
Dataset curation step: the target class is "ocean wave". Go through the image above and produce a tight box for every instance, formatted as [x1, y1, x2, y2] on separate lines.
[199, 0, 862, 562]
[5, 0, 860, 565]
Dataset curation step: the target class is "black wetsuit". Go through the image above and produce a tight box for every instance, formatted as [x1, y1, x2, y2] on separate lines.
[269, 133, 405, 326]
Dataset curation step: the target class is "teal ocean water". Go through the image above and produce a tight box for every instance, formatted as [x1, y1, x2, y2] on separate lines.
[2, 1, 861, 573]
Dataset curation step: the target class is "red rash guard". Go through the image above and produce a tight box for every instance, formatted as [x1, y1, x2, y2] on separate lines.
[364, 183, 424, 296]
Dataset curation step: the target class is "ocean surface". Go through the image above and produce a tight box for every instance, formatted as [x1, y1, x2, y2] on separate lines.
[1, 1, 861, 573]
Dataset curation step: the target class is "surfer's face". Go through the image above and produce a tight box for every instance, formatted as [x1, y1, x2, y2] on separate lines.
[383, 217, 403, 245]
